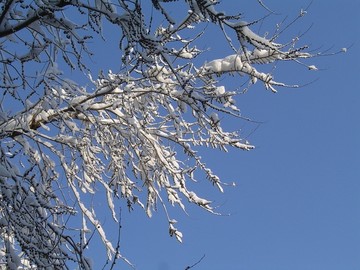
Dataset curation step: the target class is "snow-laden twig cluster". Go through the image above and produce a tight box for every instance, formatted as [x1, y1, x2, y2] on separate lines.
[0, 0, 325, 268]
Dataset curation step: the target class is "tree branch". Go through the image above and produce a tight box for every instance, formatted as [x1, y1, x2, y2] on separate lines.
[0, 9, 49, 38]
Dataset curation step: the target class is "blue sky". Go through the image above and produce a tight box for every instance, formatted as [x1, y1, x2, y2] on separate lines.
[81, 1, 360, 269]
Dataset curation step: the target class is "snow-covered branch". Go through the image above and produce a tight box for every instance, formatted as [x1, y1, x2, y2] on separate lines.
[0, 0, 328, 268]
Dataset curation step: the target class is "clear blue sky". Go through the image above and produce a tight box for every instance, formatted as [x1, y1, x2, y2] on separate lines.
[83, 1, 360, 269]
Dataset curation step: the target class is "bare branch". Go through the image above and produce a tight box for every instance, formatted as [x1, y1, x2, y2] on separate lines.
[185, 254, 206, 270]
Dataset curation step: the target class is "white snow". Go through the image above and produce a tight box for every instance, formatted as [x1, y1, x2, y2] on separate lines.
[215, 86, 225, 95]
[205, 54, 242, 73]
[230, 21, 281, 49]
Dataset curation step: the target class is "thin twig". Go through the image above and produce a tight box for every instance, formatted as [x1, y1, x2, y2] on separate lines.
[109, 208, 123, 270]
[184, 254, 206, 270]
